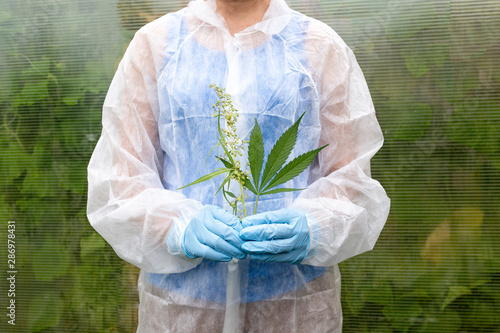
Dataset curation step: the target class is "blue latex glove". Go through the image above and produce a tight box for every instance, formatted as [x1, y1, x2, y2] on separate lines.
[181, 205, 246, 261]
[240, 209, 310, 264]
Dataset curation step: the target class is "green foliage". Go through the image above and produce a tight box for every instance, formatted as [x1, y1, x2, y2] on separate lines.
[248, 119, 265, 188]
[179, 85, 252, 215]
[261, 146, 327, 192]
[28, 291, 65, 332]
[178, 168, 233, 190]
[180, 87, 326, 217]
[0, 0, 138, 332]
[32, 237, 71, 282]
[330, 0, 500, 332]
[258, 113, 304, 190]
[246, 111, 326, 213]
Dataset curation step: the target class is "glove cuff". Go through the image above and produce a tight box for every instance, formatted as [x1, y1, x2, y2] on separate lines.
[166, 221, 191, 258]
[299, 224, 312, 264]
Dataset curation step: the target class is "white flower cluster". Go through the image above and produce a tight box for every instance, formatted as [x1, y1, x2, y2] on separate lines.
[210, 84, 252, 217]
[210, 84, 249, 184]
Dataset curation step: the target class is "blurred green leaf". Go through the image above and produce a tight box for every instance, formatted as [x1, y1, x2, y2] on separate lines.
[463, 297, 500, 328]
[62, 94, 82, 106]
[441, 285, 471, 310]
[401, 40, 448, 77]
[365, 282, 393, 305]
[435, 63, 479, 104]
[80, 232, 106, 261]
[21, 80, 49, 105]
[0, 139, 29, 185]
[28, 291, 64, 332]
[383, 296, 423, 332]
[32, 237, 71, 282]
[385, 1, 436, 42]
[422, 309, 462, 333]
[21, 169, 57, 197]
[372, 56, 416, 101]
[449, 2, 500, 62]
[83, 61, 114, 94]
[389, 102, 433, 141]
[446, 99, 500, 165]
[68, 161, 91, 195]
[22, 59, 51, 77]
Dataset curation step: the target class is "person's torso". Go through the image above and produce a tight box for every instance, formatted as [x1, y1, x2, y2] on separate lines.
[151, 9, 327, 302]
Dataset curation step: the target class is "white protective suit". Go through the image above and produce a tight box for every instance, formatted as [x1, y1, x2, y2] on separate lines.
[87, 0, 390, 332]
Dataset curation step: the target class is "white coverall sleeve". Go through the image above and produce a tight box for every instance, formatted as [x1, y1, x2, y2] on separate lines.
[87, 26, 203, 274]
[294, 26, 391, 267]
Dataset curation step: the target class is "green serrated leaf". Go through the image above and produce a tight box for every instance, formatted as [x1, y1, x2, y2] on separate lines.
[223, 190, 233, 205]
[177, 168, 231, 190]
[215, 173, 233, 195]
[206, 142, 221, 165]
[217, 156, 234, 169]
[260, 112, 305, 189]
[441, 285, 471, 310]
[248, 118, 264, 190]
[260, 188, 303, 196]
[225, 191, 237, 198]
[263, 145, 327, 192]
[243, 177, 258, 194]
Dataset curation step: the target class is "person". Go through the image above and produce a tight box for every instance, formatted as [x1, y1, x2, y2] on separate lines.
[87, 0, 391, 331]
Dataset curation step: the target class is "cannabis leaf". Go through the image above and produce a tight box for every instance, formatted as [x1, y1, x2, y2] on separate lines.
[177, 168, 233, 190]
[248, 119, 264, 190]
[178, 84, 327, 217]
[259, 113, 305, 190]
[262, 146, 327, 192]
[246, 113, 327, 214]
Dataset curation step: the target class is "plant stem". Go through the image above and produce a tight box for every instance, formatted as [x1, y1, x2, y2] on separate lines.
[2, 113, 25, 151]
[254, 194, 260, 215]
[239, 182, 247, 217]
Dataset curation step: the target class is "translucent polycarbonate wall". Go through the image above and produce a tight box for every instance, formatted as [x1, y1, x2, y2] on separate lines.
[317, 2, 500, 332]
[0, 0, 499, 332]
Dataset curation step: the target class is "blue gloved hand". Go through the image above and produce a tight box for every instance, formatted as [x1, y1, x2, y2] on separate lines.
[240, 209, 310, 264]
[181, 205, 246, 261]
